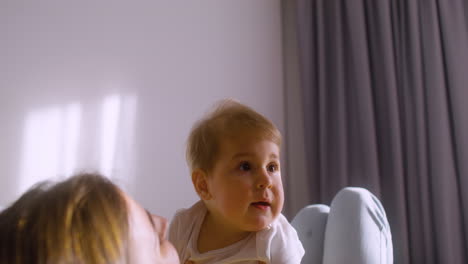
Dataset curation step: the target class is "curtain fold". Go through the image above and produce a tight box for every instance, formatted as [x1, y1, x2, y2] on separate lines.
[296, 0, 468, 263]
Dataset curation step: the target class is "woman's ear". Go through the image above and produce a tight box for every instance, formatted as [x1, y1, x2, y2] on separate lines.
[192, 169, 212, 200]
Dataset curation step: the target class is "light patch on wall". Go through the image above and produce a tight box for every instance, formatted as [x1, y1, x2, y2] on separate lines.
[110, 94, 138, 191]
[17, 94, 137, 195]
[61, 103, 81, 177]
[19, 103, 82, 193]
[99, 94, 121, 178]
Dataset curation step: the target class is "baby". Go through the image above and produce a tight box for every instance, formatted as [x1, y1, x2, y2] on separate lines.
[168, 99, 304, 264]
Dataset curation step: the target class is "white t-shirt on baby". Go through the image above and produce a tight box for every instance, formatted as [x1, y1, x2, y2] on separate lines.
[168, 201, 305, 264]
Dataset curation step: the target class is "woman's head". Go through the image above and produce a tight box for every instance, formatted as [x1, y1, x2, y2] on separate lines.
[123, 190, 179, 264]
[0, 173, 179, 264]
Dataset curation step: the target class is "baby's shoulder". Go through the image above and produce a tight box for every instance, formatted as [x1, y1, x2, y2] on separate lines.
[171, 200, 206, 226]
[255, 214, 299, 246]
[169, 201, 206, 245]
[272, 214, 298, 234]
[255, 214, 305, 263]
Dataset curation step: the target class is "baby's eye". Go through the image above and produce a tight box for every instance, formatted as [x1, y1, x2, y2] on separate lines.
[239, 161, 251, 171]
[267, 163, 279, 172]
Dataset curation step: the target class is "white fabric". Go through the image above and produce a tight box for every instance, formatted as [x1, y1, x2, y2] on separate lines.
[169, 201, 304, 264]
[291, 187, 393, 264]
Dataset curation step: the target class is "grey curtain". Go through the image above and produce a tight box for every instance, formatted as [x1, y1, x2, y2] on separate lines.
[295, 0, 468, 263]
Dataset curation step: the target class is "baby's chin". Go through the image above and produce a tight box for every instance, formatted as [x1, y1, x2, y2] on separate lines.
[244, 216, 277, 232]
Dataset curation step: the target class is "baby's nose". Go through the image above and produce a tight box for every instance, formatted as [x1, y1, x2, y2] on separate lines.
[256, 172, 273, 189]
[257, 182, 273, 189]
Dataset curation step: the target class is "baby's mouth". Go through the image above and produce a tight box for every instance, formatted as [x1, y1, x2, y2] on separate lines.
[251, 201, 271, 210]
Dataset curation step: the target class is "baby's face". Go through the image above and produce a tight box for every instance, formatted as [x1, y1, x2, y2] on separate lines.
[205, 130, 284, 232]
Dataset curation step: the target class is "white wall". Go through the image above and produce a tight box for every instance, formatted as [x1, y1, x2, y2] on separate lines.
[0, 0, 285, 219]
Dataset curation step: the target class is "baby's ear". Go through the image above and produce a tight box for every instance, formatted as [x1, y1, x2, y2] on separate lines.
[192, 169, 212, 200]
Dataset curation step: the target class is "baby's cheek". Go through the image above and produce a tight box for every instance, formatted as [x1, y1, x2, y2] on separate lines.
[274, 189, 285, 214]
[217, 196, 239, 214]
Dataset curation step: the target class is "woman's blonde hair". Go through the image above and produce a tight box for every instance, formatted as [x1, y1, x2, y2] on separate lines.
[0, 173, 128, 264]
[186, 99, 282, 173]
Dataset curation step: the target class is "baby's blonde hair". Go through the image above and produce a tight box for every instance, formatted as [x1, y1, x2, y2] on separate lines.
[186, 99, 281, 173]
[0, 173, 128, 264]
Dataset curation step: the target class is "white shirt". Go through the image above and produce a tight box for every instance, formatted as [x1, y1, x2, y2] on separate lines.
[168, 201, 305, 264]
